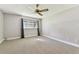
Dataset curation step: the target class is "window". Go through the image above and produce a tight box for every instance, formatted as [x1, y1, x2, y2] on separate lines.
[23, 20, 37, 29]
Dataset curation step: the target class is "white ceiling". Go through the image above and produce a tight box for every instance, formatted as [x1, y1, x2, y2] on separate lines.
[0, 4, 78, 18]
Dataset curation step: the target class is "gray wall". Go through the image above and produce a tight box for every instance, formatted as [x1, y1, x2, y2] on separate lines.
[0, 10, 4, 42]
[4, 13, 39, 40]
[4, 13, 21, 39]
[42, 6, 79, 45]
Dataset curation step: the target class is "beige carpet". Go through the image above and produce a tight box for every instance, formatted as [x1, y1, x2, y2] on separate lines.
[0, 36, 79, 54]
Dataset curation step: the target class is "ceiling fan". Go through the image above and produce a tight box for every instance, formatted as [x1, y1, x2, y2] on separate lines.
[27, 4, 49, 16]
[35, 4, 49, 16]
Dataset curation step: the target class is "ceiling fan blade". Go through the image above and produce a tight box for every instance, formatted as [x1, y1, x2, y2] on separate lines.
[39, 9, 48, 12]
[36, 4, 39, 8]
[37, 12, 43, 16]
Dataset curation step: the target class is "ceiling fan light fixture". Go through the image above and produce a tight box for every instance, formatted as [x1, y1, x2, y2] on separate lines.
[30, 4, 49, 16]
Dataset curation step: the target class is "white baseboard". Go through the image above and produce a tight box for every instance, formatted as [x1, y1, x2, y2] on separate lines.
[6, 36, 37, 40]
[6, 37, 20, 40]
[43, 35, 79, 48]
[0, 39, 5, 44]
[6, 36, 38, 40]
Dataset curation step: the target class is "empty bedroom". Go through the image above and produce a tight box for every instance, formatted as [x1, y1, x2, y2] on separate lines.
[0, 4, 79, 54]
